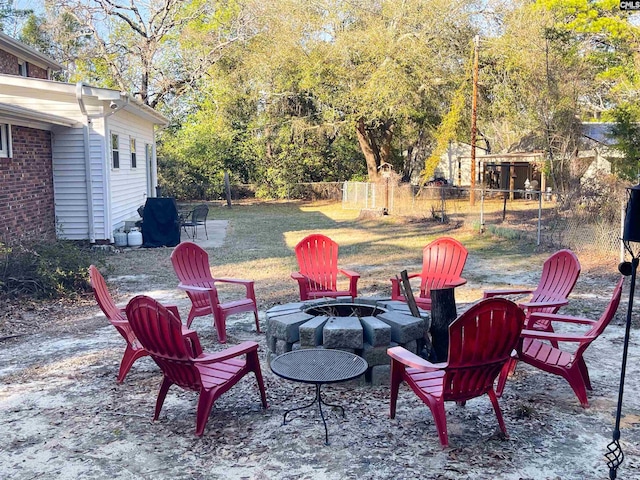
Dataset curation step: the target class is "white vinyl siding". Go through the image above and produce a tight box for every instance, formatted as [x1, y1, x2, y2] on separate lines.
[107, 110, 155, 230]
[51, 121, 106, 240]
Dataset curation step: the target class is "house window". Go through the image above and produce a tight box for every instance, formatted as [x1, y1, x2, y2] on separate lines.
[130, 137, 137, 168]
[18, 60, 27, 77]
[111, 133, 119, 169]
[0, 124, 12, 158]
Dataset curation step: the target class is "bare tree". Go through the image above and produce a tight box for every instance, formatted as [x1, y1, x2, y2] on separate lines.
[50, 0, 257, 108]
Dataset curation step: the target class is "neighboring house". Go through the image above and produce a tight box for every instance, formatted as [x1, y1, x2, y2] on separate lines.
[579, 122, 617, 183]
[436, 123, 616, 195]
[439, 145, 545, 199]
[0, 32, 167, 244]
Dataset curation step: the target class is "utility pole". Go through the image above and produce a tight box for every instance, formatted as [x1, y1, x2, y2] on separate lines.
[470, 35, 479, 206]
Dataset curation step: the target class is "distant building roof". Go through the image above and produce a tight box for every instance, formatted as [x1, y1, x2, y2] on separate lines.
[581, 122, 617, 146]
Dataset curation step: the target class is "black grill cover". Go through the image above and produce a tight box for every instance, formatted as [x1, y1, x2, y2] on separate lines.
[141, 197, 180, 248]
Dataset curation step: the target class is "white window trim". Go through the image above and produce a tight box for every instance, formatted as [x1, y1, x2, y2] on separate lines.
[130, 137, 137, 168]
[111, 132, 120, 169]
[18, 60, 27, 77]
[0, 123, 12, 158]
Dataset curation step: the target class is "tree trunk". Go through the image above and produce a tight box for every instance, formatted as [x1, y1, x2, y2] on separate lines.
[224, 171, 232, 208]
[355, 118, 396, 182]
[356, 118, 379, 181]
[430, 287, 457, 363]
[379, 121, 394, 165]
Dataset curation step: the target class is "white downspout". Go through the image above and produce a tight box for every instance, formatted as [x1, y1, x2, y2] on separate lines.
[76, 82, 96, 243]
[76, 82, 129, 243]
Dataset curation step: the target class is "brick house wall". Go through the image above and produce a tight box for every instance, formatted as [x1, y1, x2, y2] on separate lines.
[0, 49, 49, 78]
[0, 126, 56, 239]
[0, 49, 18, 75]
[27, 63, 48, 79]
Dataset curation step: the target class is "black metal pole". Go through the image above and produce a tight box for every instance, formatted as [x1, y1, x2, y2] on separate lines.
[607, 256, 638, 479]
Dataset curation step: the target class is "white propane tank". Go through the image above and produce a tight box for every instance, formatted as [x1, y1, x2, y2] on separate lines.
[114, 230, 128, 247]
[127, 228, 143, 247]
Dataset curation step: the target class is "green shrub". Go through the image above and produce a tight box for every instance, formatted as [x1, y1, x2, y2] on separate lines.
[0, 239, 101, 299]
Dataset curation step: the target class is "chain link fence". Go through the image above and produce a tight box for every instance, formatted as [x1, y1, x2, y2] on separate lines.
[220, 181, 622, 257]
[342, 181, 624, 257]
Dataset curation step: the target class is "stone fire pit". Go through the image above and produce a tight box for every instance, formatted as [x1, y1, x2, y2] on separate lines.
[265, 297, 430, 385]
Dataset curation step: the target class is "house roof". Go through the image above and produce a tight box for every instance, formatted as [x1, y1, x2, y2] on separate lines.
[0, 31, 63, 71]
[0, 102, 76, 128]
[581, 122, 617, 146]
[0, 74, 168, 126]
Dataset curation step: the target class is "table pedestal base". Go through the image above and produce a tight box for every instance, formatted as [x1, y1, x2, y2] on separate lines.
[282, 384, 345, 445]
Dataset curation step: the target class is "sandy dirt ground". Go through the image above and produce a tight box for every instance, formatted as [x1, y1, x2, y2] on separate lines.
[1, 223, 639, 480]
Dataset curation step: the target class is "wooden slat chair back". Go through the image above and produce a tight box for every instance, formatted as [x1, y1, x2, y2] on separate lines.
[291, 233, 359, 300]
[444, 299, 524, 400]
[170, 241, 259, 343]
[483, 249, 581, 345]
[125, 295, 267, 435]
[127, 296, 203, 386]
[529, 249, 581, 315]
[171, 241, 213, 319]
[497, 277, 624, 407]
[391, 237, 468, 310]
[388, 298, 524, 447]
[89, 265, 147, 383]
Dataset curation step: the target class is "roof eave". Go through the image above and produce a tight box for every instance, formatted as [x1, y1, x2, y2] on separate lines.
[0, 102, 77, 128]
[0, 75, 169, 125]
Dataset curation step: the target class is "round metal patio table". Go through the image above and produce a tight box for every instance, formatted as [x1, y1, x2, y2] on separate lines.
[270, 349, 368, 445]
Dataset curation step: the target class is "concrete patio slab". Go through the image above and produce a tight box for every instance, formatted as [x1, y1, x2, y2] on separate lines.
[179, 219, 228, 248]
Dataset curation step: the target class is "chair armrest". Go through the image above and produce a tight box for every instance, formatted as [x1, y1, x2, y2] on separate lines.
[444, 277, 467, 288]
[291, 272, 321, 289]
[519, 299, 568, 310]
[520, 329, 590, 343]
[195, 341, 259, 364]
[387, 346, 447, 371]
[338, 268, 360, 279]
[111, 317, 129, 328]
[177, 283, 213, 293]
[483, 288, 533, 299]
[166, 304, 180, 318]
[390, 273, 420, 300]
[211, 277, 254, 286]
[528, 312, 596, 327]
[182, 329, 203, 356]
[390, 273, 420, 283]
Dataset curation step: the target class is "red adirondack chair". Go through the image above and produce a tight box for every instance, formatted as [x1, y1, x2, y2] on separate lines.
[291, 233, 360, 301]
[496, 277, 623, 407]
[125, 295, 268, 435]
[89, 265, 196, 383]
[388, 298, 524, 447]
[170, 241, 260, 343]
[390, 237, 468, 310]
[89, 265, 145, 383]
[483, 249, 581, 342]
